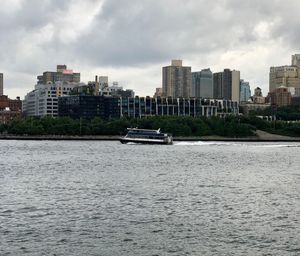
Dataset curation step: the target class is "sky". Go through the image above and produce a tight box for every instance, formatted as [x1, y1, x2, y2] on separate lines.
[1, 0, 300, 99]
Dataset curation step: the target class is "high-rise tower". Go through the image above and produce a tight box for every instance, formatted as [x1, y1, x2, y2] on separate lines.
[240, 79, 251, 102]
[192, 68, 213, 98]
[213, 69, 240, 101]
[162, 60, 192, 98]
[269, 54, 300, 95]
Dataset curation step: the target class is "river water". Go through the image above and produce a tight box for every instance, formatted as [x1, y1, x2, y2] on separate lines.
[0, 140, 299, 256]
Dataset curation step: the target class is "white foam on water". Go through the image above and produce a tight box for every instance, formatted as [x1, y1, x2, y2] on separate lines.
[174, 141, 239, 146]
[174, 141, 300, 148]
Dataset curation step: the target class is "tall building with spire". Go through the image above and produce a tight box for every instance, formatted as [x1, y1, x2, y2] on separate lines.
[162, 60, 192, 98]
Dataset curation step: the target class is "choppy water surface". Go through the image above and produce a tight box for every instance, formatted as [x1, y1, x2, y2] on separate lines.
[0, 140, 299, 256]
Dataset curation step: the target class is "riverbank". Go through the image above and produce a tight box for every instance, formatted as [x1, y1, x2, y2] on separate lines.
[1, 130, 300, 142]
[185, 130, 300, 142]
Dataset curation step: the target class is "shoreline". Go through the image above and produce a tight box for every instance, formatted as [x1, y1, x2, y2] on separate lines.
[0, 134, 300, 142]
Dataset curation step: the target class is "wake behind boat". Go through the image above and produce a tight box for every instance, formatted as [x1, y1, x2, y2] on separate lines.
[120, 128, 173, 145]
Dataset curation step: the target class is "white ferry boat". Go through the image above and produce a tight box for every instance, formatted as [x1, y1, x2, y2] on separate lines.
[120, 128, 173, 145]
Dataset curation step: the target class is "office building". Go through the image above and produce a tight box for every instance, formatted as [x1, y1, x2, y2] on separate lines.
[101, 82, 134, 98]
[59, 95, 120, 119]
[23, 81, 82, 117]
[37, 65, 80, 85]
[240, 79, 251, 102]
[23, 65, 82, 117]
[268, 86, 292, 107]
[99, 76, 109, 89]
[0, 73, 3, 96]
[162, 60, 192, 98]
[213, 69, 240, 101]
[292, 54, 300, 67]
[23, 65, 82, 116]
[192, 69, 213, 98]
[0, 76, 22, 123]
[269, 54, 300, 95]
[0, 95, 22, 124]
[59, 95, 239, 119]
[0, 95, 22, 112]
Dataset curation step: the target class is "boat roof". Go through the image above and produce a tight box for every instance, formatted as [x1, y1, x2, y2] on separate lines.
[127, 128, 161, 133]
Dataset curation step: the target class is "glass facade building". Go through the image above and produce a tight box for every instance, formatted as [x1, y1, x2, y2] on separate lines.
[59, 96, 239, 119]
[192, 69, 213, 98]
[240, 80, 251, 102]
[59, 96, 120, 119]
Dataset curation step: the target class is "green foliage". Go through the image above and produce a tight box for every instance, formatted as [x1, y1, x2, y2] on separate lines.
[1, 114, 299, 137]
[249, 105, 300, 121]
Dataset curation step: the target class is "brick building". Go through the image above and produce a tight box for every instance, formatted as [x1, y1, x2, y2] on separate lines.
[267, 86, 292, 107]
[0, 95, 22, 124]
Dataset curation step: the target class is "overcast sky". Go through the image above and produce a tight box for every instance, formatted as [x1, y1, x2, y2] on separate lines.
[1, 0, 300, 99]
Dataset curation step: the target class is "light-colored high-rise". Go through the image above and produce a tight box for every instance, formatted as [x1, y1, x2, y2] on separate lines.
[292, 54, 300, 67]
[0, 73, 3, 96]
[162, 60, 192, 98]
[269, 54, 300, 95]
[23, 65, 82, 117]
[23, 82, 83, 117]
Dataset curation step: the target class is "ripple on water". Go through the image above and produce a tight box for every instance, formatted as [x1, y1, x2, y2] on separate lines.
[0, 140, 299, 255]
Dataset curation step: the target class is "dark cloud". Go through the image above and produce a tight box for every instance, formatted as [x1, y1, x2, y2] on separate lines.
[72, 0, 299, 67]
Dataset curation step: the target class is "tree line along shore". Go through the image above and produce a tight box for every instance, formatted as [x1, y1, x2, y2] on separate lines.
[0, 106, 300, 138]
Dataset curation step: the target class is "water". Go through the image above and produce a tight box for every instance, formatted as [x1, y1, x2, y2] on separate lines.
[0, 140, 299, 256]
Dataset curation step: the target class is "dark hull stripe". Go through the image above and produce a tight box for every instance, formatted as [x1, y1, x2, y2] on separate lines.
[120, 139, 172, 145]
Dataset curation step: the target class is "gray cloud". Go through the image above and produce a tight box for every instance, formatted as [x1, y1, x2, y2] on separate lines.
[74, 0, 285, 66]
[0, 0, 299, 98]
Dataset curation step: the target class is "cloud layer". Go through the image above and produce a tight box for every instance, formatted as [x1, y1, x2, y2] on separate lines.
[1, 0, 300, 98]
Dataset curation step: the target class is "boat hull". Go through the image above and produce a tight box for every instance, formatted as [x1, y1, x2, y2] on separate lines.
[120, 138, 172, 145]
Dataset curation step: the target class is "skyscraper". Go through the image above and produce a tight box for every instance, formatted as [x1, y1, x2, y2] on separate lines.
[0, 73, 3, 96]
[269, 54, 300, 95]
[213, 69, 240, 101]
[162, 60, 192, 98]
[192, 68, 213, 98]
[240, 79, 251, 102]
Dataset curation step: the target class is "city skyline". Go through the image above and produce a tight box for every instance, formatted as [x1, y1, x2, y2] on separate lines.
[1, 0, 300, 99]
